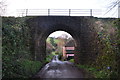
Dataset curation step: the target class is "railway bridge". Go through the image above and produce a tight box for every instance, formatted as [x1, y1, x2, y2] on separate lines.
[27, 16, 106, 64]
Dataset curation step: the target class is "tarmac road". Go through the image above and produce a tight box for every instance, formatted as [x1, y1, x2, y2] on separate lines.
[34, 55, 84, 79]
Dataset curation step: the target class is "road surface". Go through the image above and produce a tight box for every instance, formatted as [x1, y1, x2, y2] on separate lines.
[34, 55, 84, 79]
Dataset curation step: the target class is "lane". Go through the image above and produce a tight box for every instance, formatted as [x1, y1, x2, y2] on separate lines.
[34, 55, 83, 78]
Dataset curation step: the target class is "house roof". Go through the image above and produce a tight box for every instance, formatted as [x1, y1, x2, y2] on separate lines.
[65, 40, 75, 47]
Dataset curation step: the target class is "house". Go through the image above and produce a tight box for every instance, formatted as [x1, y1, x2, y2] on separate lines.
[62, 40, 75, 60]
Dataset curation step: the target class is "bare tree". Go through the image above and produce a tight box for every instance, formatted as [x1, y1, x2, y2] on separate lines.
[105, 0, 120, 15]
[0, 0, 7, 16]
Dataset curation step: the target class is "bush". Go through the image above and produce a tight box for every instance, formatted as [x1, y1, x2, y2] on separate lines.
[45, 53, 55, 63]
[16, 59, 42, 78]
[69, 59, 74, 63]
[77, 64, 118, 78]
[2, 58, 42, 78]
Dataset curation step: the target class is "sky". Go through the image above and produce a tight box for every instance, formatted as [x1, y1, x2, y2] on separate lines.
[2, 0, 119, 17]
[49, 31, 72, 38]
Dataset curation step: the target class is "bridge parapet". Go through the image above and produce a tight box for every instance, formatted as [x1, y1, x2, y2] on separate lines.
[17, 9, 102, 17]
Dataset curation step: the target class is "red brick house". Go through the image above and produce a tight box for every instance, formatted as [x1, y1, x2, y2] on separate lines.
[62, 40, 75, 60]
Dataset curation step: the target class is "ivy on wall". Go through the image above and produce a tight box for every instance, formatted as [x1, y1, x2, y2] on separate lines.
[92, 19, 119, 78]
[2, 17, 42, 78]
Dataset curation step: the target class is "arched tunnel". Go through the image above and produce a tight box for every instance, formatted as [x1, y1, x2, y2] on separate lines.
[27, 16, 98, 64]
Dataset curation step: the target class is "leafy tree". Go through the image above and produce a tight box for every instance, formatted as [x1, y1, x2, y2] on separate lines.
[49, 37, 57, 48]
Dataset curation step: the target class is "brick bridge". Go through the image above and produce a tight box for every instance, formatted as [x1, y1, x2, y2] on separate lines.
[26, 16, 103, 64]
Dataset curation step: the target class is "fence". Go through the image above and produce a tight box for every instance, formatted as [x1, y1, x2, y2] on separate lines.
[17, 9, 102, 17]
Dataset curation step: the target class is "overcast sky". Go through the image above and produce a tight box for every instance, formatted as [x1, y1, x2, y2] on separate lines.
[2, 0, 118, 17]
[49, 31, 72, 38]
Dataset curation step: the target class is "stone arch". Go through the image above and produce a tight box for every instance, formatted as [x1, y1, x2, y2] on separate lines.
[44, 24, 79, 44]
[36, 23, 81, 63]
[27, 16, 97, 64]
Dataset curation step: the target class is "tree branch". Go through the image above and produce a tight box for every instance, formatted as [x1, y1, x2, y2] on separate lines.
[104, 0, 120, 15]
